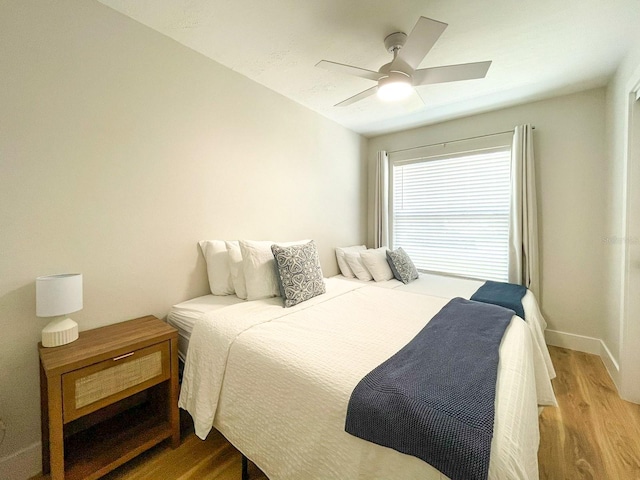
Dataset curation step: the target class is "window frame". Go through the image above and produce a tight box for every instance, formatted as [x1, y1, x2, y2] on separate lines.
[388, 137, 513, 282]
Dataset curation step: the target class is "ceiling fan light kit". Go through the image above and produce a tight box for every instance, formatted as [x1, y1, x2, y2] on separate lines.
[316, 16, 492, 107]
[377, 71, 413, 101]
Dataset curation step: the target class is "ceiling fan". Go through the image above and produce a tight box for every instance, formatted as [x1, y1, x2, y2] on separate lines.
[316, 16, 492, 107]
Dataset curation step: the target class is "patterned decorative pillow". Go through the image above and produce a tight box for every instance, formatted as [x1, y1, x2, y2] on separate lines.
[386, 247, 419, 284]
[271, 241, 326, 308]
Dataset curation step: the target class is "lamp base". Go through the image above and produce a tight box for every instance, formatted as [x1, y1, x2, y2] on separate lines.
[42, 316, 79, 347]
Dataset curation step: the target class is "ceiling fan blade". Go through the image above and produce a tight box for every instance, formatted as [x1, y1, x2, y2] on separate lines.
[335, 86, 378, 107]
[390, 17, 448, 72]
[413, 61, 492, 85]
[316, 60, 383, 82]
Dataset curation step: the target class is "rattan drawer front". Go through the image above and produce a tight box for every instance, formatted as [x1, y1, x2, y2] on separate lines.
[62, 341, 170, 423]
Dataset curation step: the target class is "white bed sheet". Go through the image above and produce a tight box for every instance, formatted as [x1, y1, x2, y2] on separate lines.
[167, 294, 244, 361]
[179, 277, 556, 480]
[337, 273, 556, 381]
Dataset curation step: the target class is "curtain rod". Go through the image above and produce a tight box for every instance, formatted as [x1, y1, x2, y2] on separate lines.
[388, 126, 536, 155]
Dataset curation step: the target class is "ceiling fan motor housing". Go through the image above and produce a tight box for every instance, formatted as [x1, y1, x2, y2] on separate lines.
[384, 32, 408, 54]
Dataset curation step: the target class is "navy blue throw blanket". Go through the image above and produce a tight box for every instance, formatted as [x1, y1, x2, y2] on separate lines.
[345, 298, 513, 480]
[470, 281, 527, 320]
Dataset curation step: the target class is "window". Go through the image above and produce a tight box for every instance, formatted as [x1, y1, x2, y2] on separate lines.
[390, 146, 511, 282]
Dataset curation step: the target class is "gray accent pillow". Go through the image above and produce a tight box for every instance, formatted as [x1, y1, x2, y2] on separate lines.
[271, 240, 326, 308]
[386, 247, 419, 284]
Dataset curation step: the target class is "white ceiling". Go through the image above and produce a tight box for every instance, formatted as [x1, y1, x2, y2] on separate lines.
[98, 0, 640, 137]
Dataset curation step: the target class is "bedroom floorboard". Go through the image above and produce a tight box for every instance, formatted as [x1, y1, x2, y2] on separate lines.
[538, 346, 640, 479]
[31, 346, 640, 480]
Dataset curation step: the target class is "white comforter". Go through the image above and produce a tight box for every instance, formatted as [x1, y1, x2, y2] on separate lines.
[343, 273, 556, 381]
[179, 278, 556, 480]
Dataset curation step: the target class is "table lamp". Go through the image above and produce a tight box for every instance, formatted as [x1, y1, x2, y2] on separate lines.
[36, 273, 83, 347]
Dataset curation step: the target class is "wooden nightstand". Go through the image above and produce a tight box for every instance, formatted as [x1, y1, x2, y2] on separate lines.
[39, 315, 180, 480]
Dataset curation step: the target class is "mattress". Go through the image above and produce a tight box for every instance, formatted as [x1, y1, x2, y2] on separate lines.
[179, 277, 557, 480]
[341, 271, 484, 298]
[167, 294, 244, 361]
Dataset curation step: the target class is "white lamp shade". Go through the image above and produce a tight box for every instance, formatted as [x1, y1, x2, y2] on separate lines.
[36, 274, 83, 317]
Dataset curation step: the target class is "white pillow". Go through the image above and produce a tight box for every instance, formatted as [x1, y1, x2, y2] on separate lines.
[240, 239, 309, 301]
[360, 247, 394, 282]
[225, 241, 247, 300]
[335, 245, 366, 278]
[345, 251, 373, 281]
[199, 240, 235, 295]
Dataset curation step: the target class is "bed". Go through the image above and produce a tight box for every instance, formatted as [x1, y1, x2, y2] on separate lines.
[167, 294, 244, 362]
[169, 272, 555, 381]
[175, 276, 556, 480]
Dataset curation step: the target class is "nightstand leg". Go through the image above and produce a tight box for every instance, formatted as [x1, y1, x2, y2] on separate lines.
[242, 454, 249, 480]
[47, 374, 65, 480]
[39, 364, 50, 474]
[170, 338, 181, 448]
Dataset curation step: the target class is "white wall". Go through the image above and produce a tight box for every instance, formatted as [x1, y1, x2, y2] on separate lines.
[604, 44, 640, 401]
[368, 89, 608, 348]
[0, 1, 366, 477]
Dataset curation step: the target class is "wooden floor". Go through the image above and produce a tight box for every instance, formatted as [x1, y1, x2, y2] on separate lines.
[33, 346, 640, 480]
[99, 428, 268, 480]
[538, 347, 640, 479]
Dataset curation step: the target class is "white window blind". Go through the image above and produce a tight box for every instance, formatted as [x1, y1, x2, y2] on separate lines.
[391, 147, 511, 282]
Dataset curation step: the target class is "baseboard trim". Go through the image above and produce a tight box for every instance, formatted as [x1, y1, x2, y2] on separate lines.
[545, 329, 620, 391]
[599, 339, 621, 391]
[545, 329, 601, 354]
[0, 441, 41, 480]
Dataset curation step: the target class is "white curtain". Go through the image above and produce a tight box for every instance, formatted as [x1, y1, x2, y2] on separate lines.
[509, 124, 540, 296]
[373, 151, 389, 248]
